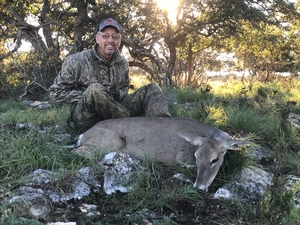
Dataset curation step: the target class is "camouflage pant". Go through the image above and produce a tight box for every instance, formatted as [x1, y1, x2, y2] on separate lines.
[69, 83, 171, 132]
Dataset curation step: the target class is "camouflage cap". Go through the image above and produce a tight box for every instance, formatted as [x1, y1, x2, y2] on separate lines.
[98, 18, 120, 33]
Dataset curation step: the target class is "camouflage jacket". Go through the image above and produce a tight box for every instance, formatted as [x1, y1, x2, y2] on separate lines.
[49, 44, 129, 104]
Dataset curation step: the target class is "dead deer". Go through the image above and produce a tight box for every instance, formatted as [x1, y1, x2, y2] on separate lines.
[71, 117, 246, 191]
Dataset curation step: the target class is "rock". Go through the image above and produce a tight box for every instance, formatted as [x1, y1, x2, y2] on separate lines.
[27, 169, 59, 185]
[142, 219, 153, 225]
[35, 167, 100, 203]
[285, 175, 300, 208]
[54, 122, 69, 134]
[47, 178, 91, 203]
[213, 188, 232, 199]
[288, 113, 300, 130]
[245, 146, 274, 164]
[9, 152, 146, 219]
[53, 133, 72, 143]
[214, 166, 273, 202]
[99, 152, 143, 194]
[13, 120, 72, 146]
[10, 167, 101, 219]
[21, 100, 52, 110]
[76, 167, 102, 191]
[12, 218, 44, 225]
[172, 173, 193, 185]
[79, 203, 100, 217]
[9, 194, 51, 219]
[16, 122, 38, 131]
[46, 223, 76, 225]
[164, 92, 178, 105]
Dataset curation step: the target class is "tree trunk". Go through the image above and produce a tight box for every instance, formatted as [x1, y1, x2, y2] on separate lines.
[72, 2, 88, 53]
[163, 26, 176, 86]
[186, 42, 194, 85]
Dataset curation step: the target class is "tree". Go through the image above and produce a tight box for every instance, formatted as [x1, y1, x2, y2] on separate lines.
[222, 1, 300, 82]
[0, 0, 299, 94]
[173, 0, 300, 85]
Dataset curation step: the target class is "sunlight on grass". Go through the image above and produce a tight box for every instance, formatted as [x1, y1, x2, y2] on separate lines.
[171, 87, 214, 103]
[211, 81, 244, 97]
[225, 106, 267, 133]
[205, 105, 228, 127]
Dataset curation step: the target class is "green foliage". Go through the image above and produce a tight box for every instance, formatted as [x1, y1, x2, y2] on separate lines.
[169, 86, 214, 104]
[0, 101, 69, 125]
[0, 217, 44, 225]
[0, 100, 87, 196]
[215, 147, 246, 188]
[204, 105, 227, 127]
[223, 20, 300, 79]
[225, 105, 266, 133]
[0, 128, 87, 188]
[257, 177, 300, 225]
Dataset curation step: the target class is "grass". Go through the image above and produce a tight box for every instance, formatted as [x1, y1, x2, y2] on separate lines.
[1, 76, 300, 224]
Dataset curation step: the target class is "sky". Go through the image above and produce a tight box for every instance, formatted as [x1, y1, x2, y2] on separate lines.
[155, 0, 179, 23]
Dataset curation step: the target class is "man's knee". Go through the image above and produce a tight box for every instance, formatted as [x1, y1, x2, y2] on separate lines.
[146, 82, 161, 91]
[86, 83, 107, 94]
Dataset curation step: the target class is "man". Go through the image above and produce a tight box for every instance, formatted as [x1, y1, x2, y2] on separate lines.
[49, 18, 170, 133]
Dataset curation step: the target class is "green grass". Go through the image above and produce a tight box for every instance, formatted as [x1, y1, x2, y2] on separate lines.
[0, 101, 69, 125]
[1, 76, 300, 224]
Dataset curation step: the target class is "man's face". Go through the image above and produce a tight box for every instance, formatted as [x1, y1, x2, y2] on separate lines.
[96, 27, 121, 60]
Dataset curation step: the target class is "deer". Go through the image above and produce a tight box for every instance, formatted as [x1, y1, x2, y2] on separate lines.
[71, 117, 246, 192]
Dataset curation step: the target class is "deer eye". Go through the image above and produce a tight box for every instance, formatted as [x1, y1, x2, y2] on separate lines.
[210, 157, 219, 166]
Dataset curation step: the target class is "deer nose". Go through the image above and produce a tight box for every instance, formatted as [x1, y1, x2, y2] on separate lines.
[194, 182, 208, 192]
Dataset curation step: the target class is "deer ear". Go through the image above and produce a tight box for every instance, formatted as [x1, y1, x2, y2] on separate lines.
[177, 133, 207, 146]
[220, 139, 246, 151]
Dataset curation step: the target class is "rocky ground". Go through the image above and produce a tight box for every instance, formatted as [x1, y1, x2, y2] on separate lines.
[2, 100, 300, 224]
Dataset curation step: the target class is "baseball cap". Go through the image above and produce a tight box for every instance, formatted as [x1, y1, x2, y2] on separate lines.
[98, 18, 120, 33]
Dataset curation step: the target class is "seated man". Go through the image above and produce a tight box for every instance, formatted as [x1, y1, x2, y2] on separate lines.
[49, 18, 170, 133]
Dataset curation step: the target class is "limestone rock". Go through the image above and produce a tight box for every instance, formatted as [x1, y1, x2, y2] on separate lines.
[9, 194, 51, 219]
[99, 152, 143, 194]
[214, 166, 273, 202]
